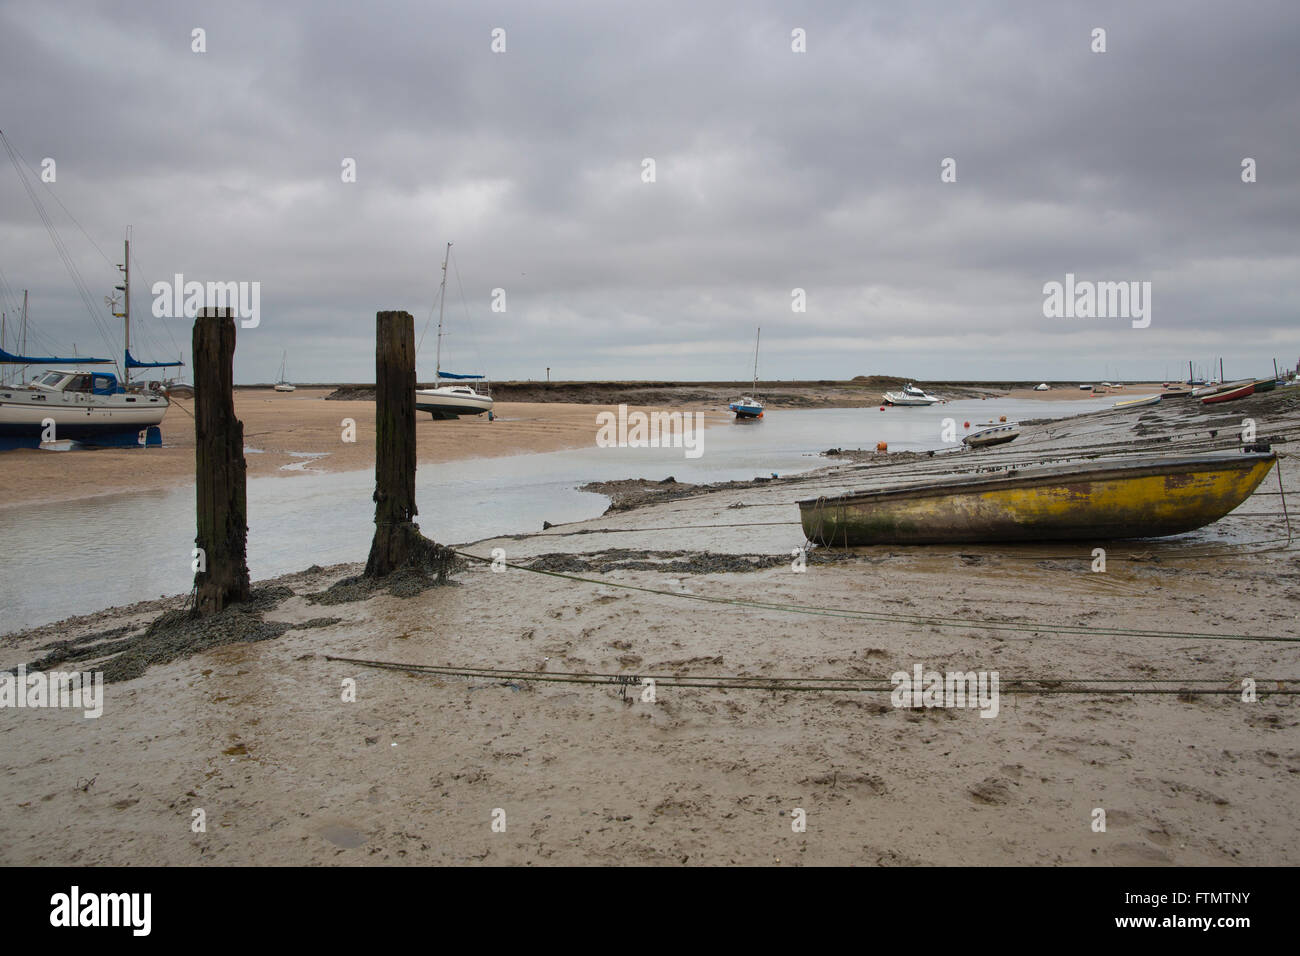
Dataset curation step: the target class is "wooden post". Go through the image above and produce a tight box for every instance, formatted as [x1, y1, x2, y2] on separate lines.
[193, 307, 250, 614]
[365, 310, 421, 577]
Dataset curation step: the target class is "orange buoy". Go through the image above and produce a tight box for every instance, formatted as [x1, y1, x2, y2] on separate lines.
[876, 441, 888, 452]
[999, 415, 1007, 422]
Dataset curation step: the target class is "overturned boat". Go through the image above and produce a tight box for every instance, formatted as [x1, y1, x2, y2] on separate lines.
[799, 450, 1277, 545]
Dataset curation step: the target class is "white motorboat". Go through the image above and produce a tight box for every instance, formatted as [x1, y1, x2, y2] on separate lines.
[963, 421, 1020, 448]
[729, 328, 764, 420]
[414, 242, 494, 420]
[883, 383, 940, 406]
[1034, 383, 1049, 391]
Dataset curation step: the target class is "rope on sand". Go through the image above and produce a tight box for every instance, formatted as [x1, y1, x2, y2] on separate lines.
[323, 656, 1300, 696]
[450, 550, 1300, 644]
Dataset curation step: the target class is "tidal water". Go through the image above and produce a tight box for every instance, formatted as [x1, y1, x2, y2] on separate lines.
[0, 398, 1112, 632]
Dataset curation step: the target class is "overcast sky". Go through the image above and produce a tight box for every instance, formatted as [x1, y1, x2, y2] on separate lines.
[1, 0, 1297, 384]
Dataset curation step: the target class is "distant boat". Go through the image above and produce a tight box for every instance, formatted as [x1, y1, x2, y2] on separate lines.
[963, 422, 1020, 448]
[1113, 394, 1160, 410]
[274, 351, 295, 392]
[729, 327, 764, 420]
[1033, 383, 1049, 391]
[799, 450, 1277, 545]
[1078, 384, 1093, 391]
[1192, 379, 1247, 398]
[883, 383, 940, 406]
[1201, 381, 1255, 404]
[414, 242, 494, 420]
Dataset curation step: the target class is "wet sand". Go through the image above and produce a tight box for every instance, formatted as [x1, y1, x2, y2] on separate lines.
[1, 387, 1297, 865]
[0, 389, 728, 510]
[0, 384, 1145, 510]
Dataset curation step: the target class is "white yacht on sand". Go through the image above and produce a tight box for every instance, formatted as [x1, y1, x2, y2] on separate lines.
[414, 242, 494, 420]
[0, 233, 180, 450]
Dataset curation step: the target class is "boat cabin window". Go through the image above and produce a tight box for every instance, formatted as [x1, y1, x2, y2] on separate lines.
[38, 371, 65, 386]
[67, 374, 92, 392]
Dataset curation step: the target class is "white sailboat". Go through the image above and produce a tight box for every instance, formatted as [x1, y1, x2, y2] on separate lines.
[274, 351, 295, 392]
[0, 233, 180, 450]
[728, 327, 764, 420]
[414, 242, 494, 420]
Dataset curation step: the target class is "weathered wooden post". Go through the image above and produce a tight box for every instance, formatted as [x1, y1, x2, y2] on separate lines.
[193, 306, 250, 613]
[365, 310, 423, 577]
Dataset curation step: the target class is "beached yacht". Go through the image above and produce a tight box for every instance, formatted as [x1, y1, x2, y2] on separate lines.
[728, 327, 764, 420]
[414, 242, 494, 420]
[0, 367, 168, 448]
[274, 351, 296, 392]
[883, 383, 940, 406]
[0, 234, 179, 450]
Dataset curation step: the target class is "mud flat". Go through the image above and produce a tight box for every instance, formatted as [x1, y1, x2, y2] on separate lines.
[1, 388, 1298, 865]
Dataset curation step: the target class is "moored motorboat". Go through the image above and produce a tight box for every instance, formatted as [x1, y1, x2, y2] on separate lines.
[883, 383, 940, 406]
[963, 422, 1020, 448]
[798, 450, 1277, 545]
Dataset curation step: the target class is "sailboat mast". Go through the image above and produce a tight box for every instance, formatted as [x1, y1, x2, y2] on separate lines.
[753, 326, 760, 391]
[123, 236, 130, 385]
[435, 241, 451, 380]
[111, 235, 130, 385]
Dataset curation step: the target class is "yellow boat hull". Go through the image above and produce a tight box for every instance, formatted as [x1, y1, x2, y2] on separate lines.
[799, 453, 1276, 545]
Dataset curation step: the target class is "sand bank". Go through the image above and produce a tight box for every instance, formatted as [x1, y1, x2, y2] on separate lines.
[0, 389, 727, 510]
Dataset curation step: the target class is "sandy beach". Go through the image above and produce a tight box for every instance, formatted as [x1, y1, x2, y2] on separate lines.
[1, 385, 1297, 865]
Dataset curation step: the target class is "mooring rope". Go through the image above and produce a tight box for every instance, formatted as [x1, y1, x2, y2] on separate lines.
[323, 656, 1300, 696]
[450, 550, 1300, 644]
